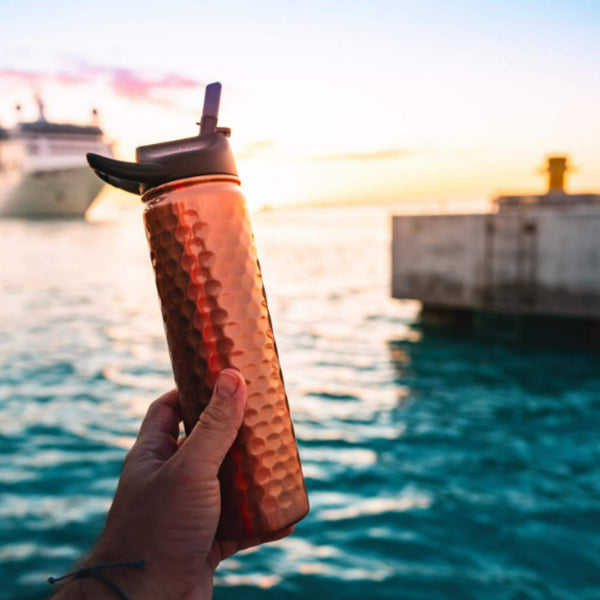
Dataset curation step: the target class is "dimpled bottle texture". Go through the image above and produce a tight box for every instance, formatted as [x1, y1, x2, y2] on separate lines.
[143, 176, 309, 540]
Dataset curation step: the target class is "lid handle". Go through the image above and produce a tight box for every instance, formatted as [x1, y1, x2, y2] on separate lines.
[86, 153, 169, 194]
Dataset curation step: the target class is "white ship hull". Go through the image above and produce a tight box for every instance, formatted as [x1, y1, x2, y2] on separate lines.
[0, 165, 105, 218]
[0, 114, 113, 219]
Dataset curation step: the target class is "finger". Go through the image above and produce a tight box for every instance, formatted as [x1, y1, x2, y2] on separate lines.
[137, 389, 181, 441]
[130, 390, 182, 462]
[218, 526, 295, 561]
[177, 369, 246, 476]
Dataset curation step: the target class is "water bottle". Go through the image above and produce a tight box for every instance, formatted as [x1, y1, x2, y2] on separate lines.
[86, 82, 309, 540]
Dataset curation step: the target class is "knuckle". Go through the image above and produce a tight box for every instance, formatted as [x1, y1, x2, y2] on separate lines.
[139, 401, 160, 430]
[168, 452, 218, 483]
[199, 401, 231, 429]
[122, 446, 140, 472]
[147, 398, 163, 417]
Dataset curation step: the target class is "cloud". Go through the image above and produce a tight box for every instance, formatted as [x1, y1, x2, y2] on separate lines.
[311, 148, 411, 162]
[0, 68, 45, 83]
[77, 63, 199, 102]
[237, 140, 274, 160]
[235, 143, 412, 163]
[0, 62, 202, 107]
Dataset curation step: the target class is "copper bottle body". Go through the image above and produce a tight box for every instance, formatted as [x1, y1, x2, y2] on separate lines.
[142, 176, 309, 539]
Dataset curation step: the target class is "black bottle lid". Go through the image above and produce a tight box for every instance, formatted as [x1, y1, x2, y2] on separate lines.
[86, 82, 238, 195]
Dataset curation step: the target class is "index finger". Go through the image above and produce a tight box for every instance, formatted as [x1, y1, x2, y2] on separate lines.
[137, 389, 181, 442]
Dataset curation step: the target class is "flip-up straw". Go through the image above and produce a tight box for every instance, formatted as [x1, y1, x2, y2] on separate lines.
[200, 82, 222, 136]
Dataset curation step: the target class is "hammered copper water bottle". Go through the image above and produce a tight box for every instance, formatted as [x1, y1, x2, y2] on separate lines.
[86, 82, 309, 540]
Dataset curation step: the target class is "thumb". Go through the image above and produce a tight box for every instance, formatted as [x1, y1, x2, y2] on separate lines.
[179, 369, 247, 476]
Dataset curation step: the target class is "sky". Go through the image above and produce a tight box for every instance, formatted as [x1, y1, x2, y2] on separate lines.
[2, 0, 600, 211]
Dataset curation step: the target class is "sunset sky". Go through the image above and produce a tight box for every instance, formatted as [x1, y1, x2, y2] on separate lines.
[2, 0, 600, 211]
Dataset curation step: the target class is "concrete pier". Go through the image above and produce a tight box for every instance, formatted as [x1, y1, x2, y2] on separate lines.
[391, 157, 600, 320]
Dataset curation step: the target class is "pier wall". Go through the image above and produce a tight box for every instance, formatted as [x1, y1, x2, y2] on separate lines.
[391, 211, 600, 319]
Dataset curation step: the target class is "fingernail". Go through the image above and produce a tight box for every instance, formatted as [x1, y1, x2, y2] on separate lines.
[216, 371, 240, 399]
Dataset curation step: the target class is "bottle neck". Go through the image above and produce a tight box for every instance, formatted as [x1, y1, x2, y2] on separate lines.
[141, 174, 241, 205]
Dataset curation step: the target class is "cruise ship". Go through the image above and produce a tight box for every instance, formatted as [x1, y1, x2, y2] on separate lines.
[0, 99, 112, 218]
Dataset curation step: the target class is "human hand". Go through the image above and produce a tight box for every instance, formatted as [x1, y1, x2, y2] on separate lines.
[53, 369, 293, 599]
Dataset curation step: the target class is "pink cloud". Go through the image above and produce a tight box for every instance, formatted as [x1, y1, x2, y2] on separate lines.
[0, 68, 44, 83]
[0, 63, 202, 106]
[76, 63, 200, 101]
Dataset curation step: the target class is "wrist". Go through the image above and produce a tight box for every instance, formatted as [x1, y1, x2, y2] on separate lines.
[81, 546, 154, 599]
[51, 575, 118, 600]
[76, 542, 213, 600]
[51, 549, 151, 599]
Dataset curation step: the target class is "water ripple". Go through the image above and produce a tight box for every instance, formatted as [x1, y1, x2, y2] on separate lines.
[1, 208, 600, 599]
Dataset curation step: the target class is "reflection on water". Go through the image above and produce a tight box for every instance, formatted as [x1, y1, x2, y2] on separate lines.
[387, 328, 600, 598]
[319, 495, 432, 521]
[1, 206, 599, 599]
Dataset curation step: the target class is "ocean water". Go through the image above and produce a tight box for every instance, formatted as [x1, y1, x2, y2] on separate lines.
[1, 204, 599, 600]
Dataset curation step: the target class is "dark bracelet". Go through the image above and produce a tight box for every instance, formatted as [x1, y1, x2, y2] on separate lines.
[48, 560, 145, 600]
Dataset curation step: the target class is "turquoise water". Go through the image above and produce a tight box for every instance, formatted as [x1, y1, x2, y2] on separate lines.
[1, 205, 599, 599]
